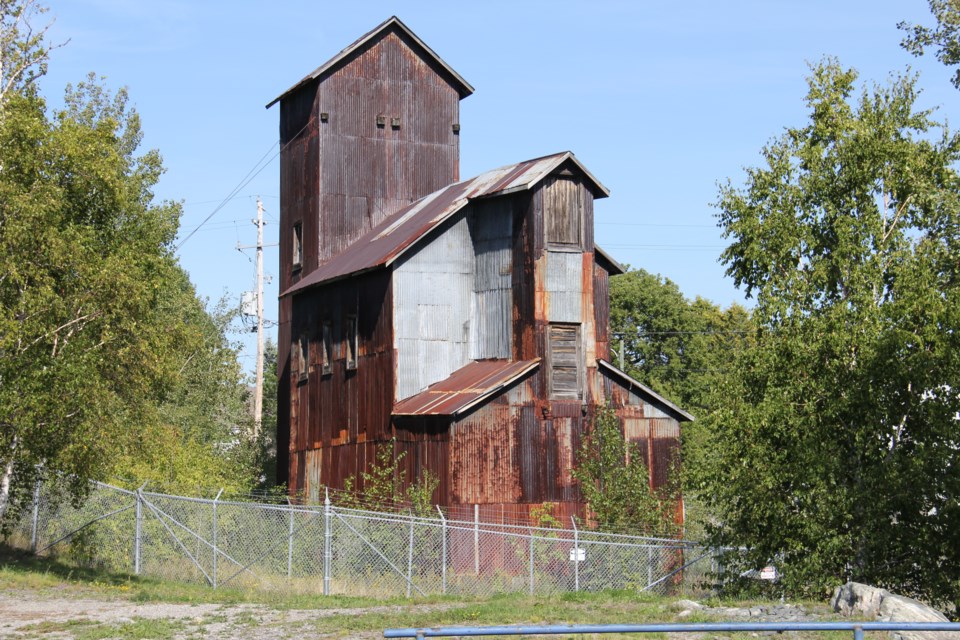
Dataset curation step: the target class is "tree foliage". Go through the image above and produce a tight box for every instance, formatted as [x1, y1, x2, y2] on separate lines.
[573, 405, 680, 536]
[610, 268, 751, 414]
[693, 60, 960, 608]
[0, 1, 259, 525]
[900, 0, 960, 89]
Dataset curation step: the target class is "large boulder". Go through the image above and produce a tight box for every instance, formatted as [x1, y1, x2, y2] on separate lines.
[831, 582, 958, 640]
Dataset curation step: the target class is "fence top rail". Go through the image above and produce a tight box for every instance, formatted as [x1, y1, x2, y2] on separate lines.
[89, 479, 696, 547]
[335, 506, 690, 545]
[384, 622, 960, 638]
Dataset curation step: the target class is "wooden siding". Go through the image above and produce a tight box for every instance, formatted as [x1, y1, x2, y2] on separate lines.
[544, 175, 582, 247]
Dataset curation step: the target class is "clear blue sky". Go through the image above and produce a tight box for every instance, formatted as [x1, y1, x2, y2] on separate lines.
[39, 1, 955, 371]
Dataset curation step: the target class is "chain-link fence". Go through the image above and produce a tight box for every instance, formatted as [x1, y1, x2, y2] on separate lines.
[6, 480, 718, 598]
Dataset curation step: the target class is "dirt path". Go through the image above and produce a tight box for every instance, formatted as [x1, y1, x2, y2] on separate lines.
[0, 590, 460, 639]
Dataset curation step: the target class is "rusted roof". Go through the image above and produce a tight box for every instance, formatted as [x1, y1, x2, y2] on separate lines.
[595, 245, 626, 275]
[597, 359, 695, 422]
[393, 359, 540, 418]
[266, 16, 474, 109]
[282, 151, 610, 297]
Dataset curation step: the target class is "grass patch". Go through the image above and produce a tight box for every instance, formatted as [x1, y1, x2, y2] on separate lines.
[0, 543, 426, 609]
[305, 592, 676, 634]
[2, 542, 847, 640]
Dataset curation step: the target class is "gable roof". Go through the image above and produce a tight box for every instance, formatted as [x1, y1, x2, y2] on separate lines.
[393, 359, 540, 418]
[266, 16, 474, 109]
[597, 359, 695, 422]
[281, 151, 610, 297]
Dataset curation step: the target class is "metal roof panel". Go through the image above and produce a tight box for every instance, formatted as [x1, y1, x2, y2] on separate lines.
[393, 359, 540, 417]
[282, 152, 608, 296]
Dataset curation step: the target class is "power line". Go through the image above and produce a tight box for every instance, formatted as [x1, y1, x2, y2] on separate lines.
[175, 123, 309, 251]
[597, 222, 716, 228]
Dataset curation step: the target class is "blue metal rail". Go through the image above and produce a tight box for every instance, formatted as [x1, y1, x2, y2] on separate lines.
[384, 621, 960, 639]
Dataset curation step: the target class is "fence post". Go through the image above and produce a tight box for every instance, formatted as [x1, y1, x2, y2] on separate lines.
[571, 516, 579, 592]
[406, 510, 415, 598]
[436, 506, 447, 595]
[474, 504, 480, 575]
[212, 488, 223, 589]
[286, 497, 294, 579]
[134, 482, 147, 575]
[323, 488, 331, 596]
[528, 527, 535, 595]
[648, 546, 654, 588]
[30, 478, 41, 554]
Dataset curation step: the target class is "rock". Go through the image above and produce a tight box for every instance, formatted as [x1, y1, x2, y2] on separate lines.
[675, 599, 705, 611]
[831, 582, 959, 640]
[831, 582, 888, 617]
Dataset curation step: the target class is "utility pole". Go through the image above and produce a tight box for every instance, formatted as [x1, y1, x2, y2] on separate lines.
[253, 198, 265, 439]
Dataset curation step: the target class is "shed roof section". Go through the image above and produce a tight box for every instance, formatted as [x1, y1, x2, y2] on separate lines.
[393, 358, 540, 418]
[282, 151, 610, 296]
[597, 359, 696, 422]
[266, 16, 474, 108]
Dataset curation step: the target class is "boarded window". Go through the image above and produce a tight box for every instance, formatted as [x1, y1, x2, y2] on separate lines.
[345, 314, 358, 370]
[292, 221, 303, 269]
[321, 321, 333, 375]
[544, 176, 582, 247]
[549, 323, 581, 399]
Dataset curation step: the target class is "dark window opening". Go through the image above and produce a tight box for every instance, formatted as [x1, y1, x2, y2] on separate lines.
[321, 321, 333, 375]
[297, 333, 309, 383]
[345, 314, 358, 370]
[549, 323, 581, 399]
[292, 221, 303, 270]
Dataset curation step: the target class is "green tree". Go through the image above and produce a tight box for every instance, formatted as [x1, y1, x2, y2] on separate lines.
[572, 405, 679, 535]
[0, 0, 63, 105]
[693, 60, 960, 607]
[900, 0, 960, 89]
[0, 1, 260, 523]
[610, 268, 751, 414]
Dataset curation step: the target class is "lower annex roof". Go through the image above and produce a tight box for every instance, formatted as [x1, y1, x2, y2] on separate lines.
[392, 359, 540, 418]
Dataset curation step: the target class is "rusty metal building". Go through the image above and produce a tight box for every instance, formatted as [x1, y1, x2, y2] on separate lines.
[269, 16, 693, 523]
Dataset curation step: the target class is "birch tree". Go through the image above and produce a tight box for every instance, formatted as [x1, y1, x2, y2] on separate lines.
[691, 60, 960, 608]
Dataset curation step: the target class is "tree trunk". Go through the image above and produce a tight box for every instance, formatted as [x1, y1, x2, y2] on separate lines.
[0, 452, 14, 522]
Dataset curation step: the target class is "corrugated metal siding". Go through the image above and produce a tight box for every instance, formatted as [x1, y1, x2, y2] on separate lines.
[393, 212, 474, 400]
[288, 270, 395, 498]
[600, 368, 683, 494]
[469, 198, 513, 358]
[545, 251, 583, 323]
[311, 29, 461, 265]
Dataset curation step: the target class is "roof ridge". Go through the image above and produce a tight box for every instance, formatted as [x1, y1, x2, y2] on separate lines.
[266, 16, 474, 108]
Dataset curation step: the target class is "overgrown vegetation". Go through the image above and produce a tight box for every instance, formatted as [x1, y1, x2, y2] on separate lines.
[340, 439, 439, 516]
[573, 405, 680, 536]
